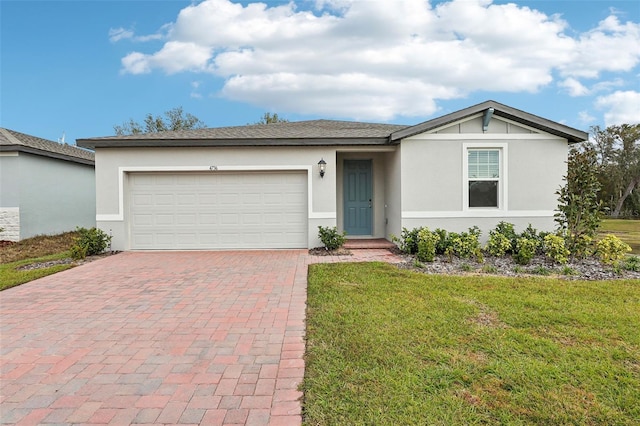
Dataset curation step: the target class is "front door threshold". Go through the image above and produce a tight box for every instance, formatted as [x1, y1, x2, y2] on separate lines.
[343, 239, 396, 249]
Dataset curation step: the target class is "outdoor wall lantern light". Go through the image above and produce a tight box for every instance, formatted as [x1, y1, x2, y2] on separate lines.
[318, 158, 327, 178]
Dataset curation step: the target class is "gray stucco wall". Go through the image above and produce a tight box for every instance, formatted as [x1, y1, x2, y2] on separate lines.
[94, 146, 341, 250]
[399, 116, 569, 240]
[0, 154, 20, 207]
[0, 154, 20, 240]
[17, 153, 95, 239]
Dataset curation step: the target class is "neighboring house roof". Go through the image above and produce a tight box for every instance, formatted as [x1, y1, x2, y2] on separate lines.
[77, 120, 409, 149]
[76, 101, 588, 149]
[390, 100, 588, 143]
[0, 128, 95, 165]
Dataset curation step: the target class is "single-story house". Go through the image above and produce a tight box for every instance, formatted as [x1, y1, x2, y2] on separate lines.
[0, 128, 96, 241]
[77, 100, 587, 251]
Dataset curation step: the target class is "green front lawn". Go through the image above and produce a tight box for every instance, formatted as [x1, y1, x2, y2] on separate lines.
[304, 262, 640, 425]
[0, 253, 74, 291]
[600, 219, 640, 254]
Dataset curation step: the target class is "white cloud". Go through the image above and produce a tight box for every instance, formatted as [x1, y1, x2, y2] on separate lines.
[559, 78, 589, 96]
[578, 110, 596, 125]
[117, 0, 640, 120]
[109, 27, 134, 43]
[595, 91, 640, 126]
[109, 24, 168, 43]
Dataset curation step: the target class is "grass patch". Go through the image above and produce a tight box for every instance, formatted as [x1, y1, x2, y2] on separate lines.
[304, 262, 640, 425]
[0, 253, 74, 291]
[0, 232, 79, 290]
[600, 219, 640, 254]
[0, 231, 78, 264]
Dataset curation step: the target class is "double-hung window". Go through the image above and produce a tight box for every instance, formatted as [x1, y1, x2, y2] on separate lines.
[467, 149, 500, 208]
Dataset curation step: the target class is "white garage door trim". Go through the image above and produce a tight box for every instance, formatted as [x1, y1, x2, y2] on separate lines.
[128, 170, 308, 250]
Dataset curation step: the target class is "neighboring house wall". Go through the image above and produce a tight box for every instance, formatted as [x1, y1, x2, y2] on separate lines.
[0, 153, 20, 240]
[16, 153, 95, 239]
[94, 146, 342, 250]
[400, 116, 567, 238]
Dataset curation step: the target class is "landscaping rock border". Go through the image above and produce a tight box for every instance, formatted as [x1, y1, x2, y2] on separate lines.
[396, 253, 640, 281]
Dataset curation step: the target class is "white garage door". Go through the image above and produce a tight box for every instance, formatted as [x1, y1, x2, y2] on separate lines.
[128, 171, 307, 249]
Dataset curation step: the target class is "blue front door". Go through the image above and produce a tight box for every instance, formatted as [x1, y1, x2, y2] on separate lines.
[344, 160, 372, 235]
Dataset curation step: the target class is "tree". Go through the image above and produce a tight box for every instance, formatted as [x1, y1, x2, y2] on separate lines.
[591, 124, 640, 217]
[114, 107, 206, 135]
[253, 112, 289, 125]
[555, 144, 605, 253]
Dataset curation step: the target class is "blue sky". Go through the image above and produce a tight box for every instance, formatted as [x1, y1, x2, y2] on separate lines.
[1, 0, 639, 145]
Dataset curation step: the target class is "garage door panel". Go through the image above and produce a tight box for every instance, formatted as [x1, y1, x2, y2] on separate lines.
[129, 171, 307, 249]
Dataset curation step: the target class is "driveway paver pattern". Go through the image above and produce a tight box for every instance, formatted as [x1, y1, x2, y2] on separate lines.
[1, 248, 403, 425]
[1, 251, 308, 425]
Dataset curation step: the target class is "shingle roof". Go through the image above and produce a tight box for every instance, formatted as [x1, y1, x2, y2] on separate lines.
[76, 101, 588, 149]
[0, 128, 94, 165]
[390, 100, 588, 143]
[77, 120, 410, 149]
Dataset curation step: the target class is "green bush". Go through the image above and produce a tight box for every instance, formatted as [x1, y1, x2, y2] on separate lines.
[543, 234, 570, 264]
[596, 234, 632, 265]
[434, 228, 449, 255]
[571, 234, 594, 259]
[494, 222, 518, 247]
[447, 227, 482, 260]
[623, 255, 640, 272]
[70, 227, 112, 260]
[416, 228, 440, 262]
[318, 226, 347, 251]
[393, 227, 424, 254]
[486, 232, 512, 257]
[514, 237, 538, 265]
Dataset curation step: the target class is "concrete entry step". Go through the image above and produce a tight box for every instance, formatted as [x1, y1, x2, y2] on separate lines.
[343, 238, 397, 249]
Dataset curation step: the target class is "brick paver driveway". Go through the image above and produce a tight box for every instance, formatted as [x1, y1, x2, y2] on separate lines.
[1, 251, 308, 425]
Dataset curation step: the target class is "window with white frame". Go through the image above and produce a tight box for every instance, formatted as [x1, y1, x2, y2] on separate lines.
[467, 149, 500, 208]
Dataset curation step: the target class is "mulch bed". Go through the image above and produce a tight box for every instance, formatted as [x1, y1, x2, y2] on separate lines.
[15, 252, 119, 271]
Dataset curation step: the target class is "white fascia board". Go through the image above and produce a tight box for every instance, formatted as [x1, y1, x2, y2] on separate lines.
[405, 133, 566, 141]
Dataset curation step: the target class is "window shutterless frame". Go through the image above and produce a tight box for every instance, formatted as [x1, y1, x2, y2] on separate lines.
[462, 143, 508, 211]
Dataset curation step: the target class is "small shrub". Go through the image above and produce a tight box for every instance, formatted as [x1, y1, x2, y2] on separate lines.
[520, 224, 546, 254]
[486, 232, 512, 257]
[482, 264, 498, 274]
[434, 228, 449, 255]
[561, 266, 578, 276]
[449, 227, 482, 260]
[416, 228, 440, 262]
[532, 265, 551, 276]
[571, 234, 594, 259]
[543, 234, 570, 264]
[394, 227, 424, 254]
[494, 222, 518, 246]
[318, 226, 347, 251]
[71, 227, 112, 260]
[514, 237, 538, 265]
[459, 263, 474, 272]
[513, 265, 525, 274]
[623, 255, 640, 272]
[596, 234, 632, 265]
